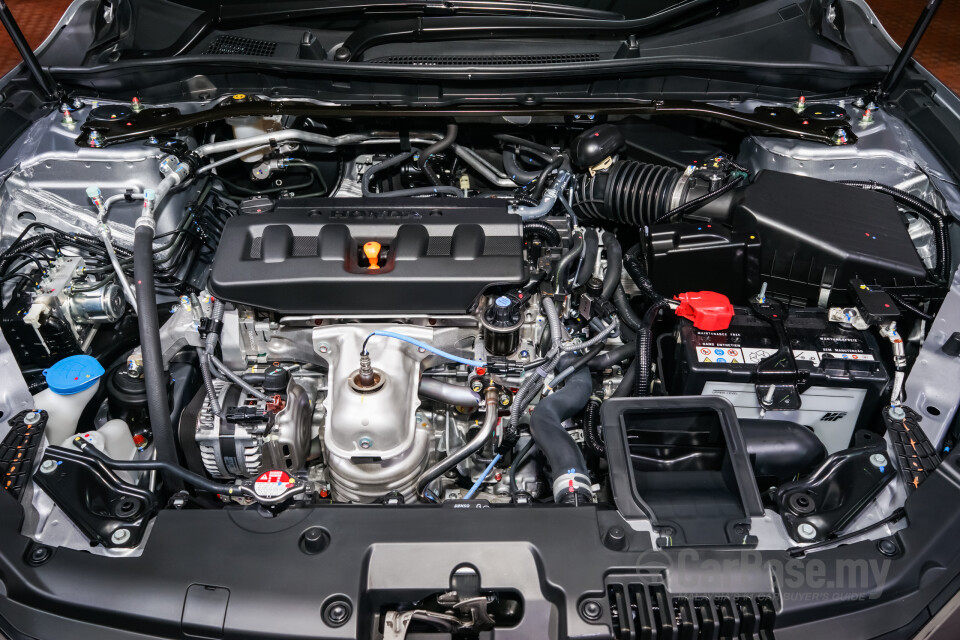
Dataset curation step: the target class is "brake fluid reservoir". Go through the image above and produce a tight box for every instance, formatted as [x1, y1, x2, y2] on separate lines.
[32, 355, 105, 445]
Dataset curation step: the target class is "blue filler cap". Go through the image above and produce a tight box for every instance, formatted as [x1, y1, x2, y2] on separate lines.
[42, 355, 105, 395]
[495, 296, 512, 308]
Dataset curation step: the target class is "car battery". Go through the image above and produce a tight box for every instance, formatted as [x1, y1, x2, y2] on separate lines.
[670, 306, 889, 453]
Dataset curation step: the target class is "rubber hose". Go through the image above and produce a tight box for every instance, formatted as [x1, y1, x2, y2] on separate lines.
[600, 231, 622, 300]
[613, 285, 643, 332]
[612, 364, 636, 397]
[362, 150, 414, 195]
[553, 231, 584, 293]
[417, 124, 458, 170]
[531, 154, 563, 200]
[573, 160, 681, 225]
[133, 225, 181, 490]
[503, 150, 542, 184]
[368, 185, 462, 198]
[588, 342, 636, 370]
[529, 355, 593, 504]
[583, 398, 604, 457]
[574, 228, 600, 287]
[550, 342, 605, 388]
[522, 220, 562, 246]
[494, 134, 557, 159]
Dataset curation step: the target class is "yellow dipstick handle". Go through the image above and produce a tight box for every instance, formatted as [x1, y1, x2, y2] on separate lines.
[364, 241, 382, 269]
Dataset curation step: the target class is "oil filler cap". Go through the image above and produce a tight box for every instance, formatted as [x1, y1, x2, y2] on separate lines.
[674, 291, 734, 331]
[42, 355, 105, 395]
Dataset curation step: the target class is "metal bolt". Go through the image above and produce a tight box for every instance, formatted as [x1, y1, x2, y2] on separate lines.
[87, 131, 103, 147]
[358, 437, 373, 450]
[147, 136, 159, 145]
[111, 528, 131, 545]
[797, 523, 817, 540]
[888, 406, 906, 421]
[754, 281, 768, 304]
[870, 453, 889, 469]
[499, 393, 512, 407]
[317, 342, 329, 354]
[24, 411, 42, 425]
[40, 460, 58, 474]
[470, 379, 484, 393]
[519, 350, 530, 360]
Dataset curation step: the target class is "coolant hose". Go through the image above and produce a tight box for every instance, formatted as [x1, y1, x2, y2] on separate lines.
[553, 229, 584, 293]
[362, 149, 461, 197]
[588, 342, 635, 370]
[503, 149, 542, 184]
[600, 231, 622, 300]
[529, 355, 593, 504]
[133, 224, 181, 490]
[510, 171, 571, 220]
[574, 228, 600, 287]
[613, 285, 643, 332]
[418, 124, 458, 171]
[522, 220, 562, 247]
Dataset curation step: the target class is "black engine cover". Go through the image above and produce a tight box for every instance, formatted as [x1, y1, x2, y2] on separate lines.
[208, 197, 526, 314]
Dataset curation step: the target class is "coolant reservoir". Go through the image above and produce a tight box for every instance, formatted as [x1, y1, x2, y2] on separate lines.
[32, 355, 105, 445]
[226, 113, 283, 162]
[62, 420, 137, 483]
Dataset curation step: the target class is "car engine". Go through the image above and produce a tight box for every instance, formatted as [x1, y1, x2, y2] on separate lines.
[1, 94, 954, 554]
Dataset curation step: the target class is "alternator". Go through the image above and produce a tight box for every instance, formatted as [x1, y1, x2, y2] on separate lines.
[195, 376, 313, 480]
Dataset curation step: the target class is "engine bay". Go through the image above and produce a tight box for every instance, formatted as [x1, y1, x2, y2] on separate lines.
[0, 92, 956, 563]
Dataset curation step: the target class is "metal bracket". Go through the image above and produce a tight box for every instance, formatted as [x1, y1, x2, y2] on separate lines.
[750, 299, 807, 410]
[33, 445, 156, 548]
[75, 99, 858, 149]
[774, 444, 893, 543]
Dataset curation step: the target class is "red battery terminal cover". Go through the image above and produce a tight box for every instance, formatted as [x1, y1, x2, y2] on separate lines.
[674, 291, 735, 331]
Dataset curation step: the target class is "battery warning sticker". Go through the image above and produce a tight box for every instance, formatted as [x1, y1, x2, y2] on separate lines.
[695, 348, 874, 365]
[253, 470, 297, 498]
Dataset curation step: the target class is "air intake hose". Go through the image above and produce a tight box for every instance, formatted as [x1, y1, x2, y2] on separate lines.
[574, 160, 686, 226]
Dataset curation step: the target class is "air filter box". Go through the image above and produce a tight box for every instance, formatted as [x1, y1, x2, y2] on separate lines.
[648, 171, 927, 304]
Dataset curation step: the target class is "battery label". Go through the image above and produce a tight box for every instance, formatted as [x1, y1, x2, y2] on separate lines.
[690, 324, 874, 366]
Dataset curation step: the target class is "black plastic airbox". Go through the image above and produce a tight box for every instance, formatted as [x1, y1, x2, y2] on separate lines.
[208, 198, 526, 314]
[648, 171, 928, 304]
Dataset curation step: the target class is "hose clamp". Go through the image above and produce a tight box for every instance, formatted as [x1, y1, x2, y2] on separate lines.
[552, 471, 592, 502]
[135, 215, 156, 231]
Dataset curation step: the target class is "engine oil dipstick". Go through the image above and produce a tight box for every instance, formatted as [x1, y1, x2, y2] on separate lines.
[363, 241, 382, 269]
